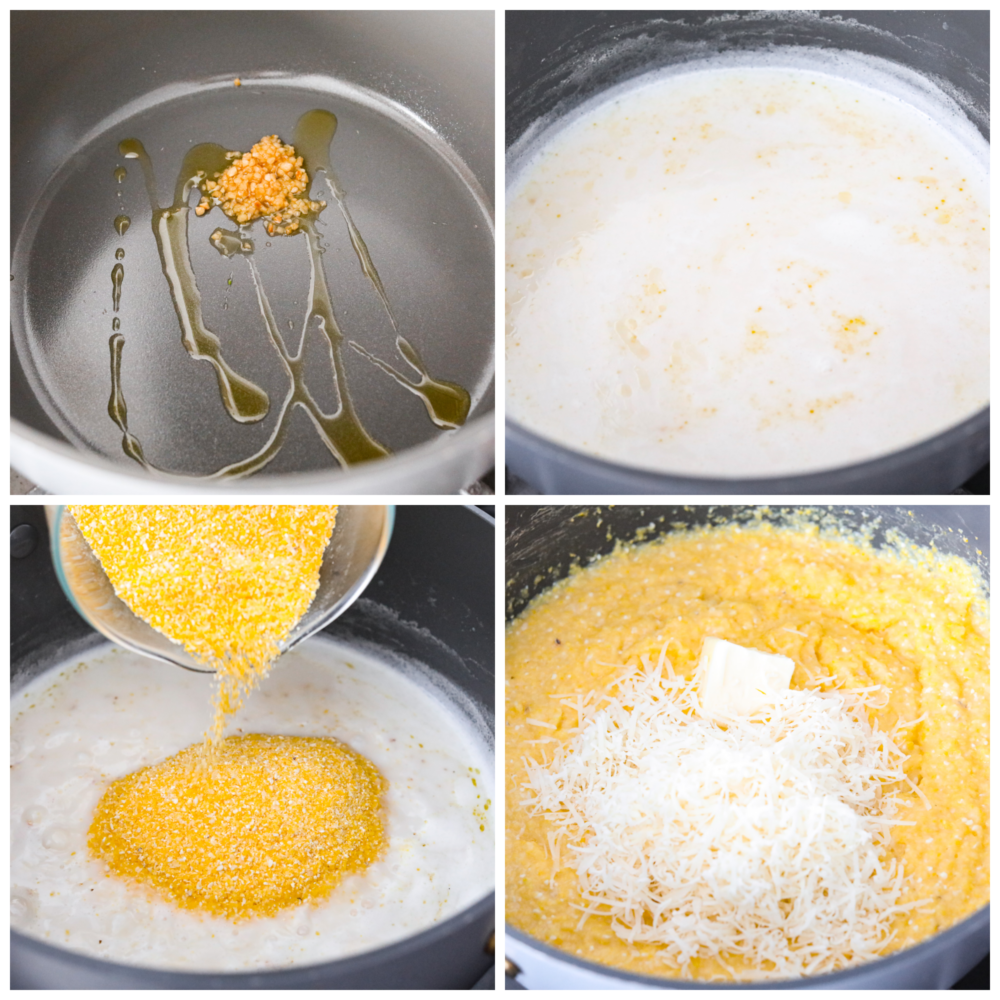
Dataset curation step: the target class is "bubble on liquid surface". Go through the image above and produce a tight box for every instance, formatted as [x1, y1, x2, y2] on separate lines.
[42, 827, 70, 850]
[23, 805, 47, 826]
[11, 888, 37, 920]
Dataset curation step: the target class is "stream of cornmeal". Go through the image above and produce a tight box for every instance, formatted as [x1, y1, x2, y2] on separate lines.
[111, 109, 470, 478]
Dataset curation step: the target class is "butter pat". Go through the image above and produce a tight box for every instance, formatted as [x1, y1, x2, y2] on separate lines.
[696, 637, 795, 720]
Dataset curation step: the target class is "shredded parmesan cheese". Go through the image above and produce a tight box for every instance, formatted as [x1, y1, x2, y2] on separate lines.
[522, 659, 927, 981]
[526, 718, 557, 730]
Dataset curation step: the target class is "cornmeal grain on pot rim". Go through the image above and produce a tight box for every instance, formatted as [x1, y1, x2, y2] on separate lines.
[505, 522, 989, 982]
[195, 134, 325, 235]
[88, 734, 386, 920]
[67, 505, 337, 742]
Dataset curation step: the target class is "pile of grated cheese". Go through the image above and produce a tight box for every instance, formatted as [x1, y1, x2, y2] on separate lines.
[522, 655, 925, 981]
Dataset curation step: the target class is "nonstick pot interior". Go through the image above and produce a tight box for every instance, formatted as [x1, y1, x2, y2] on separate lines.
[506, 504, 989, 616]
[504, 504, 989, 988]
[11, 504, 495, 989]
[12, 11, 495, 492]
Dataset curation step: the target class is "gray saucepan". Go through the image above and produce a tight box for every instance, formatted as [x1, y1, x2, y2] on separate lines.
[505, 10, 988, 495]
[504, 504, 988, 988]
[12, 11, 495, 494]
[11, 504, 495, 988]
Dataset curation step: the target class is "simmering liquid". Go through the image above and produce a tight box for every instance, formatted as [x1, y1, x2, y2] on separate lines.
[506, 60, 989, 477]
[11, 637, 493, 971]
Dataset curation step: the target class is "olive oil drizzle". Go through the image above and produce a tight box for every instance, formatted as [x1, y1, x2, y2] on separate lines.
[349, 338, 470, 429]
[106, 198, 144, 465]
[204, 222, 389, 478]
[107, 332, 148, 468]
[119, 138, 270, 424]
[209, 228, 253, 257]
[108, 108, 468, 478]
[294, 109, 471, 429]
[295, 111, 398, 330]
[111, 262, 124, 312]
[296, 219, 390, 463]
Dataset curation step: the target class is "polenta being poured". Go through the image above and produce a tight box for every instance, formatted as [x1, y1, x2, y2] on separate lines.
[88, 735, 385, 920]
[68, 504, 339, 743]
[68, 505, 387, 920]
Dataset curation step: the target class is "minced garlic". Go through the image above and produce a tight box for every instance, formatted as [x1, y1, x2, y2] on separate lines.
[195, 134, 325, 235]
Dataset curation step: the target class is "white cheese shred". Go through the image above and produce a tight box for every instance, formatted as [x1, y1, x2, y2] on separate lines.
[522, 659, 927, 981]
[526, 717, 556, 729]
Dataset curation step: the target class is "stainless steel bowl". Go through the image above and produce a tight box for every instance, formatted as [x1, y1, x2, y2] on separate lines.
[46, 504, 393, 672]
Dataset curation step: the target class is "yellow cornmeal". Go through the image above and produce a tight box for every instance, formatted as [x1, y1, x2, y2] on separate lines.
[88, 734, 385, 920]
[506, 522, 989, 981]
[68, 505, 337, 743]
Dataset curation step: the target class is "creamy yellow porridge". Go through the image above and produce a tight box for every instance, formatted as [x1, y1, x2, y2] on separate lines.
[506, 521, 988, 981]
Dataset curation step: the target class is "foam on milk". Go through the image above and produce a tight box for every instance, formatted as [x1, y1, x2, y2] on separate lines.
[506, 52, 989, 477]
[10, 637, 494, 971]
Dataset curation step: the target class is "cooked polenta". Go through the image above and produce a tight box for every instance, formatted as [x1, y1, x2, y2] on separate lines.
[505, 520, 989, 982]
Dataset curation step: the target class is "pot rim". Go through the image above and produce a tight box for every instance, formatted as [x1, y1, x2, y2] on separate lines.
[506, 901, 989, 989]
[11, 411, 494, 493]
[11, 889, 494, 985]
[506, 406, 989, 492]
